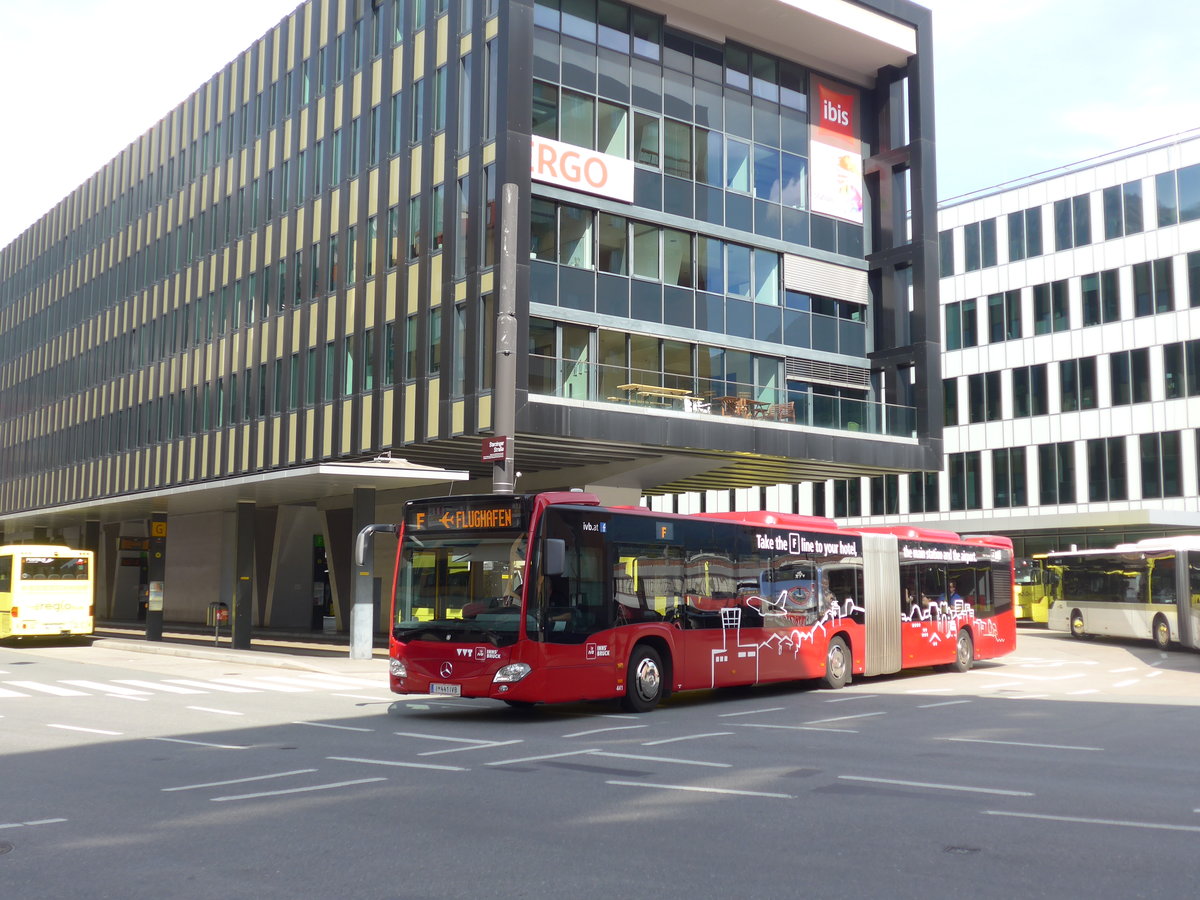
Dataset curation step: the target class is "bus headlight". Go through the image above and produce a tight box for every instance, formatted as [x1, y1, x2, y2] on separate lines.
[389, 658, 408, 678]
[493, 663, 532, 684]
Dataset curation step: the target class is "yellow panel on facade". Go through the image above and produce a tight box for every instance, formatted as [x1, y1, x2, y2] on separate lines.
[305, 408, 315, 460]
[341, 399, 353, 452]
[455, 281, 467, 302]
[410, 145, 423, 189]
[389, 158, 401, 204]
[253, 139, 264, 177]
[326, 298, 338, 336]
[371, 57, 383, 104]
[343, 290, 356, 335]
[352, 70, 363, 113]
[457, 155, 470, 177]
[199, 434, 209, 479]
[413, 30, 425, 74]
[486, 17, 499, 39]
[350, 182, 360, 224]
[322, 405, 333, 456]
[437, 16, 449, 63]
[364, 282, 376, 329]
[330, 188, 341, 230]
[361, 395, 373, 448]
[309, 306, 319, 347]
[227, 427, 236, 473]
[404, 384, 417, 443]
[212, 433, 223, 476]
[426, 379, 440, 437]
[283, 120, 292, 159]
[292, 310, 302, 352]
[433, 134, 445, 183]
[391, 46, 405, 93]
[299, 109, 309, 147]
[284, 412, 296, 460]
[272, 418, 282, 467]
[316, 97, 326, 139]
[451, 400, 464, 434]
[430, 254, 442, 298]
[408, 265, 420, 315]
[304, 4, 313, 51]
[256, 424, 266, 469]
[460, 34, 472, 56]
[478, 393, 492, 431]
[368, 168, 379, 215]
[385, 271, 397, 321]
[312, 197, 323, 238]
[334, 83, 344, 125]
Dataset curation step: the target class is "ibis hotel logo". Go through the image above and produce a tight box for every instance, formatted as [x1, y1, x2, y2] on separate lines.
[530, 135, 635, 203]
[810, 76, 863, 225]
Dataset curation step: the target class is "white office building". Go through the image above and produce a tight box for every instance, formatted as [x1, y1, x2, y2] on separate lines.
[651, 129, 1200, 555]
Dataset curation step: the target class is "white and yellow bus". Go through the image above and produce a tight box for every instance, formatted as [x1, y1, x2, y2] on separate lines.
[1046, 537, 1200, 650]
[0, 545, 95, 639]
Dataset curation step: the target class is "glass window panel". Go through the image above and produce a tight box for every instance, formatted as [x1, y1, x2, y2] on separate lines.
[696, 236, 723, 293]
[780, 152, 807, 209]
[662, 228, 692, 287]
[663, 119, 692, 178]
[726, 138, 750, 192]
[753, 144, 780, 201]
[726, 243, 751, 297]
[1179, 163, 1200, 222]
[530, 199, 557, 260]
[560, 90, 594, 148]
[597, 100, 628, 157]
[597, 213, 627, 274]
[633, 112, 660, 166]
[532, 81, 558, 138]
[1157, 171, 1179, 226]
[632, 222, 659, 279]
[559, 204, 593, 268]
[695, 127, 722, 186]
[754, 249, 778, 305]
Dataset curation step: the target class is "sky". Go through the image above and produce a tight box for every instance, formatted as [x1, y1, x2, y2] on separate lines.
[3, 0, 1200, 247]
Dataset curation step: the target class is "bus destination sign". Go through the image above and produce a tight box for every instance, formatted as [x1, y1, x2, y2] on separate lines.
[407, 500, 523, 533]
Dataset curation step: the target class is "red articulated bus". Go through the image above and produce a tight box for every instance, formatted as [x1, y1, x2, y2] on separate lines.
[359, 492, 1015, 712]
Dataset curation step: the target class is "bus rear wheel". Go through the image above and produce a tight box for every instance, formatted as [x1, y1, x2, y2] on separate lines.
[622, 645, 665, 713]
[951, 629, 973, 673]
[1152, 615, 1171, 650]
[821, 636, 851, 689]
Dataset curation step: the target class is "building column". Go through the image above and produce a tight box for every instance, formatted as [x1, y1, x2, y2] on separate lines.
[145, 512, 167, 641]
[350, 488, 376, 660]
[233, 501, 255, 650]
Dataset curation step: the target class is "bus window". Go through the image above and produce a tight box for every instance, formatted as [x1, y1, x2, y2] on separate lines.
[0, 555, 10, 592]
[1149, 555, 1177, 604]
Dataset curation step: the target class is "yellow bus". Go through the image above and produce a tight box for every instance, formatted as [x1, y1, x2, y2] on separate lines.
[0, 545, 95, 639]
[1014, 555, 1056, 622]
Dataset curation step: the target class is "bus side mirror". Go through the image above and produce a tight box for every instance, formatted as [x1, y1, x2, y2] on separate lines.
[543, 538, 566, 577]
[355, 523, 399, 566]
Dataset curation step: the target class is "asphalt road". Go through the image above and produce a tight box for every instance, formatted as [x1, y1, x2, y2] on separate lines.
[3, 627, 1200, 899]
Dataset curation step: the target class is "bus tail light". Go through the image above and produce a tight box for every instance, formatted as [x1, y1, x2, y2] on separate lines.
[389, 658, 407, 678]
[493, 662, 532, 683]
[9, 606, 17, 618]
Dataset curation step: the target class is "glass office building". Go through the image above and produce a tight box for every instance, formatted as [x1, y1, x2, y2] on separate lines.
[0, 0, 939, 631]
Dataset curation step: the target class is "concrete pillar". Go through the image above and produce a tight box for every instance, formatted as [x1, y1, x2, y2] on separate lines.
[349, 487, 376, 660]
[145, 512, 167, 641]
[233, 501, 255, 650]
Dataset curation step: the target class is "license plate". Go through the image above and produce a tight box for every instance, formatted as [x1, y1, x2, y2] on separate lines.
[429, 683, 461, 697]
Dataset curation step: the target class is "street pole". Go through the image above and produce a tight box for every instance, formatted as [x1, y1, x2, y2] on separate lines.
[493, 182, 518, 495]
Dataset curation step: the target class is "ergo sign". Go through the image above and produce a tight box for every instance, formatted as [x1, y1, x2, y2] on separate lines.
[530, 135, 634, 203]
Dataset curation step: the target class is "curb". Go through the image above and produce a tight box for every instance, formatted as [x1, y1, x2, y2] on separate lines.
[91, 637, 388, 676]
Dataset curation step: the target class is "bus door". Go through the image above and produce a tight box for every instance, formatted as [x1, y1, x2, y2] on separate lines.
[1180, 551, 1200, 650]
[860, 533, 900, 676]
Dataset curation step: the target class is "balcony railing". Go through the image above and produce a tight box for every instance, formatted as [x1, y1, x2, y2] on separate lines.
[528, 355, 916, 437]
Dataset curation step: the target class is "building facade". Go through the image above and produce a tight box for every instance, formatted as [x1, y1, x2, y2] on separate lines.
[0, 0, 939, 634]
[657, 130, 1200, 557]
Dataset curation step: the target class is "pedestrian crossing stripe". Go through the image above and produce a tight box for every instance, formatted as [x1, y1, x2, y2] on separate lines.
[0, 675, 384, 699]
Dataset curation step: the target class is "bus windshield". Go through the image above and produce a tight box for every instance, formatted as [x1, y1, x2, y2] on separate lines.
[1014, 558, 1042, 585]
[394, 533, 528, 645]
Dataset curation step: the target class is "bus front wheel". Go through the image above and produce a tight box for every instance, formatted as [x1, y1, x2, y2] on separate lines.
[1152, 615, 1171, 650]
[1070, 610, 1086, 639]
[821, 636, 851, 689]
[951, 629, 974, 673]
[622, 645, 665, 713]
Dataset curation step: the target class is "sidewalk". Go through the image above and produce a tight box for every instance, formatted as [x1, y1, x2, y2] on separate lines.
[92, 620, 389, 676]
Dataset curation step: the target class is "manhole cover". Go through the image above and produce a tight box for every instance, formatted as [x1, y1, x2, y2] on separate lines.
[0, 841, 14, 855]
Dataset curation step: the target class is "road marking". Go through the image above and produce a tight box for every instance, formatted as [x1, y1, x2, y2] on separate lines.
[607, 780, 793, 799]
[825, 694, 878, 703]
[941, 737, 1102, 752]
[256, 675, 361, 690]
[115, 679, 207, 694]
[918, 699, 972, 709]
[47, 724, 123, 736]
[1146, 670, 1164, 678]
[288, 673, 387, 688]
[986, 810, 1200, 833]
[164, 679, 257, 693]
[293, 721, 375, 732]
[717, 707, 784, 717]
[589, 751, 731, 768]
[332, 693, 394, 701]
[163, 769, 318, 792]
[187, 706, 244, 716]
[0, 818, 68, 829]
[1109, 667, 1137, 673]
[736, 723, 858, 734]
[1067, 689, 1099, 695]
[327, 756, 467, 771]
[562, 725, 648, 738]
[148, 737, 248, 750]
[0, 686, 30, 698]
[211, 777, 387, 802]
[643, 732, 734, 746]
[6, 681, 88, 696]
[395, 731, 499, 745]
[208, 677, 309, 693]
[906, 687, 953, 695]
[60, 680, 152, 697]
[839, 775, 1033, 797]
[1112, 679, 1140, 688]
[802, 711, 886, 725]
[486, 749, 600, 767]
[980, 682, 1028, 690]
[419, 740, 523, 757]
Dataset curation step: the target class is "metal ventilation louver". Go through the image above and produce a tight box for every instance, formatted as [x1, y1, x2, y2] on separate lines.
[785, 357, 871, 389]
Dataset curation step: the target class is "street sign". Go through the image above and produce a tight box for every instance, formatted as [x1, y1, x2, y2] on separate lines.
[482, 436, 508, 462]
